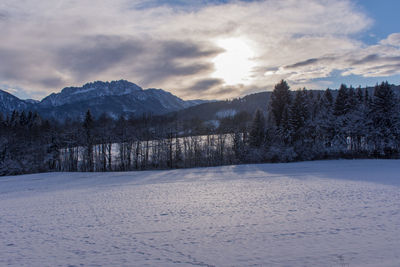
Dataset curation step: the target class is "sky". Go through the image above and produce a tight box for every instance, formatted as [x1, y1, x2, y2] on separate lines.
[1, 0, 400, 100]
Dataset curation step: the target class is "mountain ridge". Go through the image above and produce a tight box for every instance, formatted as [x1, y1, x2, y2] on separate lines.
[0, 80, 209, 120]
[1, 81, 399, 121]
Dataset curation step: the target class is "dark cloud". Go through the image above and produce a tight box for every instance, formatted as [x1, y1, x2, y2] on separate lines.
[205, 83, 264, 99]
[161, 40, 221, 59]
[0, 10, 9, 21]
[0, 47, 66, 91]
[0, 32, 221, 94]
[136, 40, 220, 84]
[264, 67, 279, 72]
[52, 35, 220, 85]
[285, 57, 334, 69]
[180, 81, 260, 99]
[211, 84, 247, 97]
[351, 54, 379, 65]
[134, 0, 234, 10]
[211, 87, 236, 96]
[352, 54, 400, 65]
[56, 35, 144, 79]
[286, 58, 319, 68]
[37, 77, 65, 88]
[188, 78, 224, 91]
[0, 13, 6, 20]
[0, 48, 37, 80]
[365, 63, 400, 72]
[139, 62, 213, 85]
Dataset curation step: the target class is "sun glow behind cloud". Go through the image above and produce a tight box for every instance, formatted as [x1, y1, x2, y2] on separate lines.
[212, 37, 256, 85]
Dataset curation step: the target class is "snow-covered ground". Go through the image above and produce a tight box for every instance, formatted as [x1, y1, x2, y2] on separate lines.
[1, 160, 399, 267]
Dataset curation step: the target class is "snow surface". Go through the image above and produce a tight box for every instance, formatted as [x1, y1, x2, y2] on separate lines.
[1, 160, 400, 267]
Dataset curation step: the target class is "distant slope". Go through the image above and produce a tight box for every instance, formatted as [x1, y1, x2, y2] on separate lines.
[1, 82, 399, 121]
[172, 91, 271, 121]
[0, 90, 33, 114]
[173, 84, 400, 122]
[0, 80, 209, 120]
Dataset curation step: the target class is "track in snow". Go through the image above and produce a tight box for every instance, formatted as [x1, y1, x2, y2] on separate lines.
[1, 160, 399, 266]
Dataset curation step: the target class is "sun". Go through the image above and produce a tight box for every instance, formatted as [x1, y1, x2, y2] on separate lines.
[212, 37, 256, 85]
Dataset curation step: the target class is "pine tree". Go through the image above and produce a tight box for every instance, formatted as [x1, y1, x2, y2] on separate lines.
[289, 89, 318, 160]
[324, 88, 334, 105]
[270, 80, 291, 127]
[289, 89, 309, 143]
[346, 87, 368, 153]
[10, 110, 19, 127]
[334, 84, 350, 116]
[369, 82, 399, 156]
[249, 110, 265, 148]
[333, 84, 354, 152]
[19, 111, 27, 128]
[356, 86, 363, 102]
[315, 88, 335, 154]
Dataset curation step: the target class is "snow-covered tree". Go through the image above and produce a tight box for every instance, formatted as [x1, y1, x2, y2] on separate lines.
[270, 80, 291, 127]
[249, 110, 265, 148]
[369, 82, 399, 156]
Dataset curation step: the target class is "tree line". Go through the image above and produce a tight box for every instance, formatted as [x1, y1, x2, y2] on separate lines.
[1, 81, 399, 176]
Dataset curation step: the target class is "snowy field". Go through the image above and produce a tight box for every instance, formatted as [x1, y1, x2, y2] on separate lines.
[1, 160, 400, 267]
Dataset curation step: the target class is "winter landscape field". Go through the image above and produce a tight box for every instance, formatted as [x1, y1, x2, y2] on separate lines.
[1, 160, 399, 267]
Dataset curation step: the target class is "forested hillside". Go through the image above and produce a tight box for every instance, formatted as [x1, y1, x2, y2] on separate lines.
[1, 81, 399, 175]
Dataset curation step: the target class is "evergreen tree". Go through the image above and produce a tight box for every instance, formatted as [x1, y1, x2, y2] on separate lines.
[324, 88, 334, 105]
[346, 87, 368, 154]
[369, 82, 399, 156]
[289, 89, 309, 143]
[334, 84, 350, 116]
[315, 88, 335, 154]
[356, 86, 363, 102]
[10, 110, 19, 127]
[270, 80, 291, 127]
[333, 84, 356, 152]
[19, 111, 27, 128]
[249, 110, 265, 148]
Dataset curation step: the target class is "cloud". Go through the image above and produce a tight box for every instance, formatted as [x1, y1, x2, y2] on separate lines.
[269, 33, 400, 85]
[139, 62, 214, 85]
[351, 54, 400, 65]
[0, 32, 220, 96]
[285, 57, 335, 69]
[134, 40, 221, 85]
[188, 78, 225, 92]
[159, 40, 220, 59]
[0, 12, 7, 20]
[380, 33, 400, 47]
[1, 0, 400, 100]
[37, 77, 66, 89]
[55, 35, 144, 79]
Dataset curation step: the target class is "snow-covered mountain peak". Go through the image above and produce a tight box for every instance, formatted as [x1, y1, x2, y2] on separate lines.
[1, 81, 211, 120]
[0, 89, 32, 113]
[40, 80, 143, 107]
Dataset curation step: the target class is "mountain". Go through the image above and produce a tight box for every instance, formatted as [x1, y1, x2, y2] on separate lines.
[36, 80, 204, 120]
[2, 81, 400, 121]
[0, 90, 33, 115]
[171, 91, 272, 121]
[0, 80, 209, 120]
[171, 84, 400, 122]
[40, 80, 143, 107]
